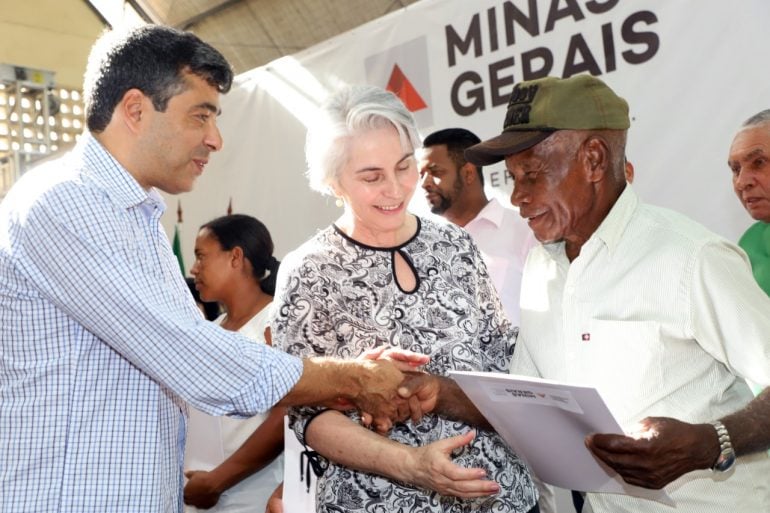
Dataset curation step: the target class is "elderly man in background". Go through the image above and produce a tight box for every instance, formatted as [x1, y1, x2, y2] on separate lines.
[459, 74, 770, 512]
[728, 109, 770, 296]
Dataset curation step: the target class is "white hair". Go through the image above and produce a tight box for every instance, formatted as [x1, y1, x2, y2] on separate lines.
[305, 85, 421, 195]
[743, 109, 770, 127]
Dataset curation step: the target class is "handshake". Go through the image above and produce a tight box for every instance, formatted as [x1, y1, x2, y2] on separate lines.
[336, 347, 440, 433]
[278, 347, 462, 433]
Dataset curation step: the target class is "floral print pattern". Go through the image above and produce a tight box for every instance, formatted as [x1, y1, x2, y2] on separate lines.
[272, 217, 537, 512]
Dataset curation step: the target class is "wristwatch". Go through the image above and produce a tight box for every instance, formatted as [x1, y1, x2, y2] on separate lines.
[709, 420, 736, 472]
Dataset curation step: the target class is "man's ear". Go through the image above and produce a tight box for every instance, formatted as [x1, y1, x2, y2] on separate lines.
[582, 136, 610, 183]
[461, 162, 477, 184]
[118, 89, 147, 134]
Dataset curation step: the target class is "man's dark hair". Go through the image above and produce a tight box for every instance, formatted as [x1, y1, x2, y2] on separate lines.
[84, 25, 234, 133]
[200, 214, 280, 296]
[423, 128, 484, 184]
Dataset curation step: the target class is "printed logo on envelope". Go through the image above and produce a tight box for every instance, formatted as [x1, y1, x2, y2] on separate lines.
[488, 383, 584, 415]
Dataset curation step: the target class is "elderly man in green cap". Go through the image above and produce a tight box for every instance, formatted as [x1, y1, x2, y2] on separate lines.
[464, 74, 770, 512]
[399, 75, 770, 513]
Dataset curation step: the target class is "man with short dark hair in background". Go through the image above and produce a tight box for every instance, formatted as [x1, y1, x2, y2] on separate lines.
[419, 128, 535, 326]
[728, 109, 770, 296]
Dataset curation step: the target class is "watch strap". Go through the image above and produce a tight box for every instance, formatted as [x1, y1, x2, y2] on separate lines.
[709, 420, 736, 472]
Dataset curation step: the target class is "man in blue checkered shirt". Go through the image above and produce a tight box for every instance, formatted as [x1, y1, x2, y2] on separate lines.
[0, 25, 412, 513]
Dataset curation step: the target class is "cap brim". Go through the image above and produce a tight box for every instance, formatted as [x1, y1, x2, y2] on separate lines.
[465, 130, 555, 166]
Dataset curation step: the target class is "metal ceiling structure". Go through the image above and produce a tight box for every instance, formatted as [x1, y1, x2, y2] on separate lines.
[2, 0, 424, 197]
[118, 0, 421, 74]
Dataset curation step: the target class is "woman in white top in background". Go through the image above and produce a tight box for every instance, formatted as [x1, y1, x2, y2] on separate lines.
[184, 214, 284, 513]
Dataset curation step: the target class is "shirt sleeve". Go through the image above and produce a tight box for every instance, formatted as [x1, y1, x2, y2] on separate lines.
[12, 187, 302, 417]
[689, 239, 770, 387]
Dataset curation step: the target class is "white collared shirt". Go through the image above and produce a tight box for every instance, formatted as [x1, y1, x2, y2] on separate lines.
[464, 198, 537, 326]
[512, 186, 770, 512]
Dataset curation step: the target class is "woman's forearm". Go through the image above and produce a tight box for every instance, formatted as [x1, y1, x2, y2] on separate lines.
[303, 410, 500, 498]
[304, 410, 412, 481]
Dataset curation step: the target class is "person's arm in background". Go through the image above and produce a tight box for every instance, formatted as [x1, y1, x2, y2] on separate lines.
[184, 407, 285, 509]
[265, 482, 283, 513]
[587, 241, 770, 489]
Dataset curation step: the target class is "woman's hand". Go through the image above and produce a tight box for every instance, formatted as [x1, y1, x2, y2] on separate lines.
[361, 346, 429, 371]
[402, 430, 500, 498]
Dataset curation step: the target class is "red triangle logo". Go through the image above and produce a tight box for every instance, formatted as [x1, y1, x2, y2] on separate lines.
[386, 64, 427, 112]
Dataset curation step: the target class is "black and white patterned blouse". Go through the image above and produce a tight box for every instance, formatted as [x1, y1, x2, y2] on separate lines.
[272, 216, 537, 513]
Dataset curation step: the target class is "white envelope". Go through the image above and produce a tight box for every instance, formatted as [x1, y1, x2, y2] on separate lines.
[450, 370, 673, 506]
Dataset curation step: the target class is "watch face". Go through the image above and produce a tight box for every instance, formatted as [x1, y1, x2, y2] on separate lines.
[713, 451, 737, 472]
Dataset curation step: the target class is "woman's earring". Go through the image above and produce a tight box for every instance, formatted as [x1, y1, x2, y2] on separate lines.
[335, 198, 344, 208]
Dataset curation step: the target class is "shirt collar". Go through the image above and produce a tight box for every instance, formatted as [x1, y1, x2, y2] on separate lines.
[592, 184, 638, 255]
[78, 133, 165, 212]
[469, 198, 505, 228]
[542, 184, 638, 261]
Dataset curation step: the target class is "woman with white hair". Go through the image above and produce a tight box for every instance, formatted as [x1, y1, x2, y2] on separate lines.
[270, 85, 539, 513]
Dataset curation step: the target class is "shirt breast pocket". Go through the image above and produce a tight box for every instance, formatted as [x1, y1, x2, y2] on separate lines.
[583, 319, 663, 423]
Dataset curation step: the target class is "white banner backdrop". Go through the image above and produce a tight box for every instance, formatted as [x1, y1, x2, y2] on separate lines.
[162, 0, 770, 264]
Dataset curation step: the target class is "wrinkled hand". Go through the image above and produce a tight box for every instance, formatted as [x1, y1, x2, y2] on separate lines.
[348, 358, 406, 427]
[404, 430, 500, 498]
[183, 470, 223, 509]
[352, 348, 430, 433]
[359, 370, 440, 433]
[398, 371, 440, 421]
[333, 347, 429, 411]
[586, 417, 719, 489]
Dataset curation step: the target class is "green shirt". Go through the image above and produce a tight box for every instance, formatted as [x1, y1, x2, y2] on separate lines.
[739, 221, 770, 296]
